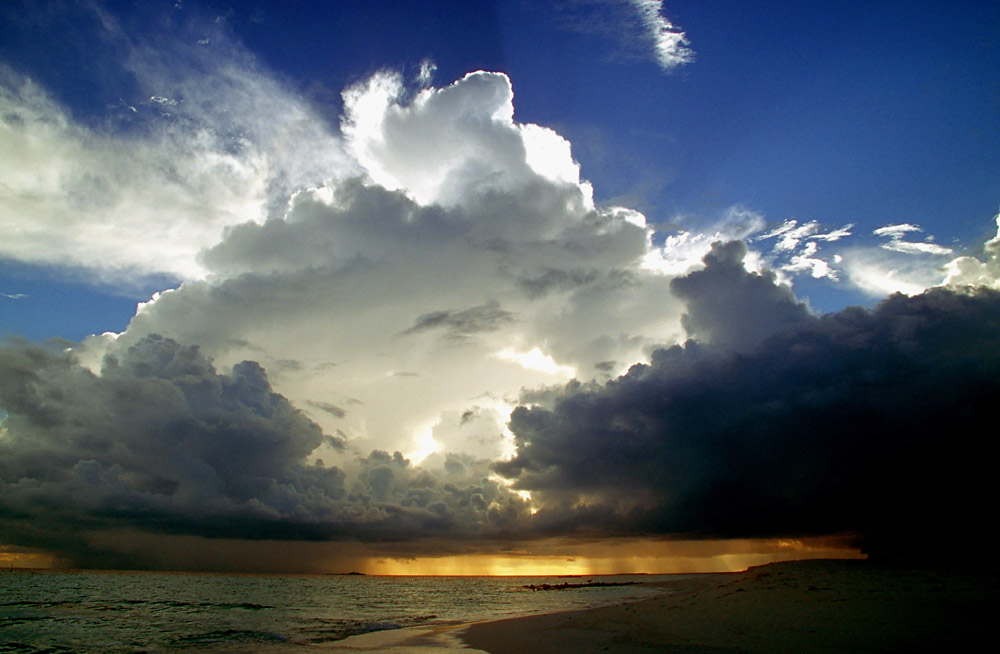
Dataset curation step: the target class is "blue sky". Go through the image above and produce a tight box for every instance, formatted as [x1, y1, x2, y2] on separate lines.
[2, 1, 1000, 571]
[3, 0, 998, 340]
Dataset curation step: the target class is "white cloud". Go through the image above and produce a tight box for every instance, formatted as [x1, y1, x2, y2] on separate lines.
[760, 219, 853, 253]
[0, 72, 247, 279]
[755, 219, 853, 282]
[644, 206, 766, 275]
[628, 1, 693, 70]
[416, 58, 437, 87]
[874, 222, 953, 256]
[839, 251, 945, 296]
[783, 243, 838, 280]
[830, 216, 1000, 298]
[495, 348, 577, 377]
[873, 223, 922, 238]
[882, 240, 954, 256]
[545, 1, 693, 71]
[816, 225, 854, 242]
[341, 70, 583, 210]
[761, 220, 819, 252]
[425, 402, 517, 462]
[941, 211, 1000, 290]
[0, 22, 352, 281]
[75, 70, 687, 465]
[821, 222, 957, 295]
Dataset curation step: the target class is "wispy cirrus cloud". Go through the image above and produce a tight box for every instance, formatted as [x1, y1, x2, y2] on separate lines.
[627, 0, 693, 70]
[0, 5, 351, 282]
[874, 223, 954, 256]
[547, 1, 693, 71]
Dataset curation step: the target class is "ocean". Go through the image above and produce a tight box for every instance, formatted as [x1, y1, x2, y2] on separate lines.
[0, 569, 676, 653]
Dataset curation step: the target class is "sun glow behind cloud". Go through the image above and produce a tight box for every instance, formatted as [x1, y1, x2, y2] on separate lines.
[495, 348, 577, 377]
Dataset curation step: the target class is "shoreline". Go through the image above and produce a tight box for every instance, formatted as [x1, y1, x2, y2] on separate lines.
[458, 559, 997, 653]
[323, 559, 997, 652]
[319, 573, 703, 652]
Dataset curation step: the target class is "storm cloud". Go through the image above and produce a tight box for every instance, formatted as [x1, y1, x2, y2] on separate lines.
[3, 2, 999, 570]
[498, 244, 1000, 558]
[5, 242, 996, 566]
[0, 335, 531, 567]
[669, 241, 813, 352]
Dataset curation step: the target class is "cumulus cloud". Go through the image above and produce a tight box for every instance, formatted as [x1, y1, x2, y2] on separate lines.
[669, 241, 813, 352]
[0, 53, 709, 566]
[942, 211, 1000, 290]
[498, 246, 1000, 557]
[342, 70, 587, 207]
[4, 2, 998, 569]
[0, 336, 338, 541]
[0, 335, 536, 567]
[91, 70, 687, 465]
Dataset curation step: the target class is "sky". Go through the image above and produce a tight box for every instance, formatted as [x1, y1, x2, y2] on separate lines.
[1, 0, 999, 572]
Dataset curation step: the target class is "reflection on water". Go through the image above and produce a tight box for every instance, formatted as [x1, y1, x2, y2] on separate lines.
[0, 570, 677, 652]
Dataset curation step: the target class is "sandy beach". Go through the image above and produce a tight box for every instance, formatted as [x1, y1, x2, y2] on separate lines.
[458, 559, 997, 653]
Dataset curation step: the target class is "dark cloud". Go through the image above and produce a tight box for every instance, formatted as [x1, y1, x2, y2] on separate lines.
[497, 245, 1000, 559]
[5, 239, 995, 568]
[308, 400, 347, 419]
[0, 335, 342, 535]
[669, 240, 813, 352]
[400, 300, 516, 341]
[0, 335, 531, 567]
[346, 450, 529, 541]
[517, 268, 600, 298]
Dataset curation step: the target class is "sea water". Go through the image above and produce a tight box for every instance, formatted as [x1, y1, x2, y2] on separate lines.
[0, 570, 675, 652]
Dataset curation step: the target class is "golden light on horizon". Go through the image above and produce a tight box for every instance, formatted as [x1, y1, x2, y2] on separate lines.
[0, 546, 57, 570]
[0, 533, 863, 574]
[358, 536, 864, 576]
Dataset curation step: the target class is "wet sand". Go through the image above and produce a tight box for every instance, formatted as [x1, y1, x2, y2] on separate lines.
[459, 559, 998, 653]
[321, 623, 480, 653]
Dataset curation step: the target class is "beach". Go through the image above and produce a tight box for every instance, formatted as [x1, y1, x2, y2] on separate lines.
[455, 559, 996, 653]
[4, 559, 995, 653]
